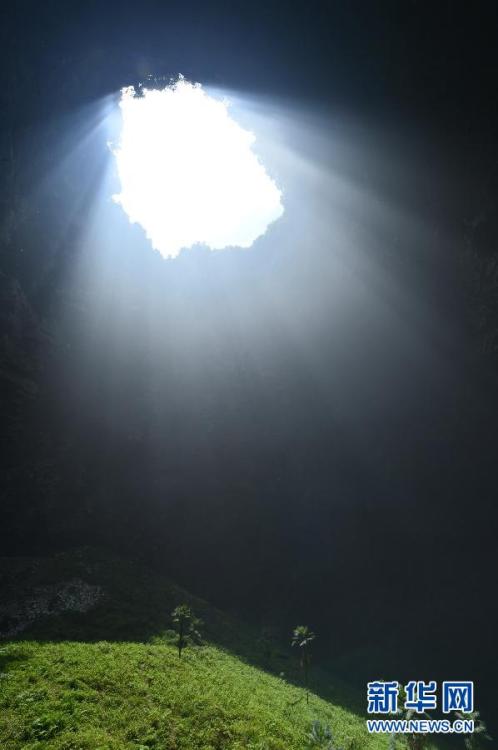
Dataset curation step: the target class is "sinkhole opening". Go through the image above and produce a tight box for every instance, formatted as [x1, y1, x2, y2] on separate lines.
[112, 77, 284, 259]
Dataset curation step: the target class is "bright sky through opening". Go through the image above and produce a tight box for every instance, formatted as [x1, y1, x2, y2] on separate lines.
[112, 78, 284, 258]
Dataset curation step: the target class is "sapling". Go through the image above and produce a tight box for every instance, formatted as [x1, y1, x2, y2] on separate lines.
[171, 604, 202, 658]
[291, 625, 316, 703]
[306, 719, 342, 749]
[455, 711, 492, 750]
[258, 625, 278, 666]
[389, 685, 431, 750]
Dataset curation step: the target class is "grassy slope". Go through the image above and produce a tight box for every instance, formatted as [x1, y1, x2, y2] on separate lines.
[0, 640, 389, 750]
[0, 550, 392, 749]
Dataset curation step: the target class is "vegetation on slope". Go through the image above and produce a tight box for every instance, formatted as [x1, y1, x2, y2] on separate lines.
[0, 549, 424, 749]
[0, 639, 389, 750]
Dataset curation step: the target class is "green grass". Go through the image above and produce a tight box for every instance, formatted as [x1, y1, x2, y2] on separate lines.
[0, 550, 449, 749]
[0, 639, 390, 750]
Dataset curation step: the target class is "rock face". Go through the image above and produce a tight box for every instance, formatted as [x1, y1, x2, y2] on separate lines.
[0, 272, 56, 550]
[0, 578, 103, 638]
[0, 271, 44, 434]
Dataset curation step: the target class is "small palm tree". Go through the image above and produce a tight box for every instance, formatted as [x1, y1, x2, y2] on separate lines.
[291, 625, 316, 703]
[390, 685, 431, 750]
[306, 719, 340, 749]
[171, 604, 202, 658]
[455, 711, 492, 750]
[258, 625, 278, 666]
